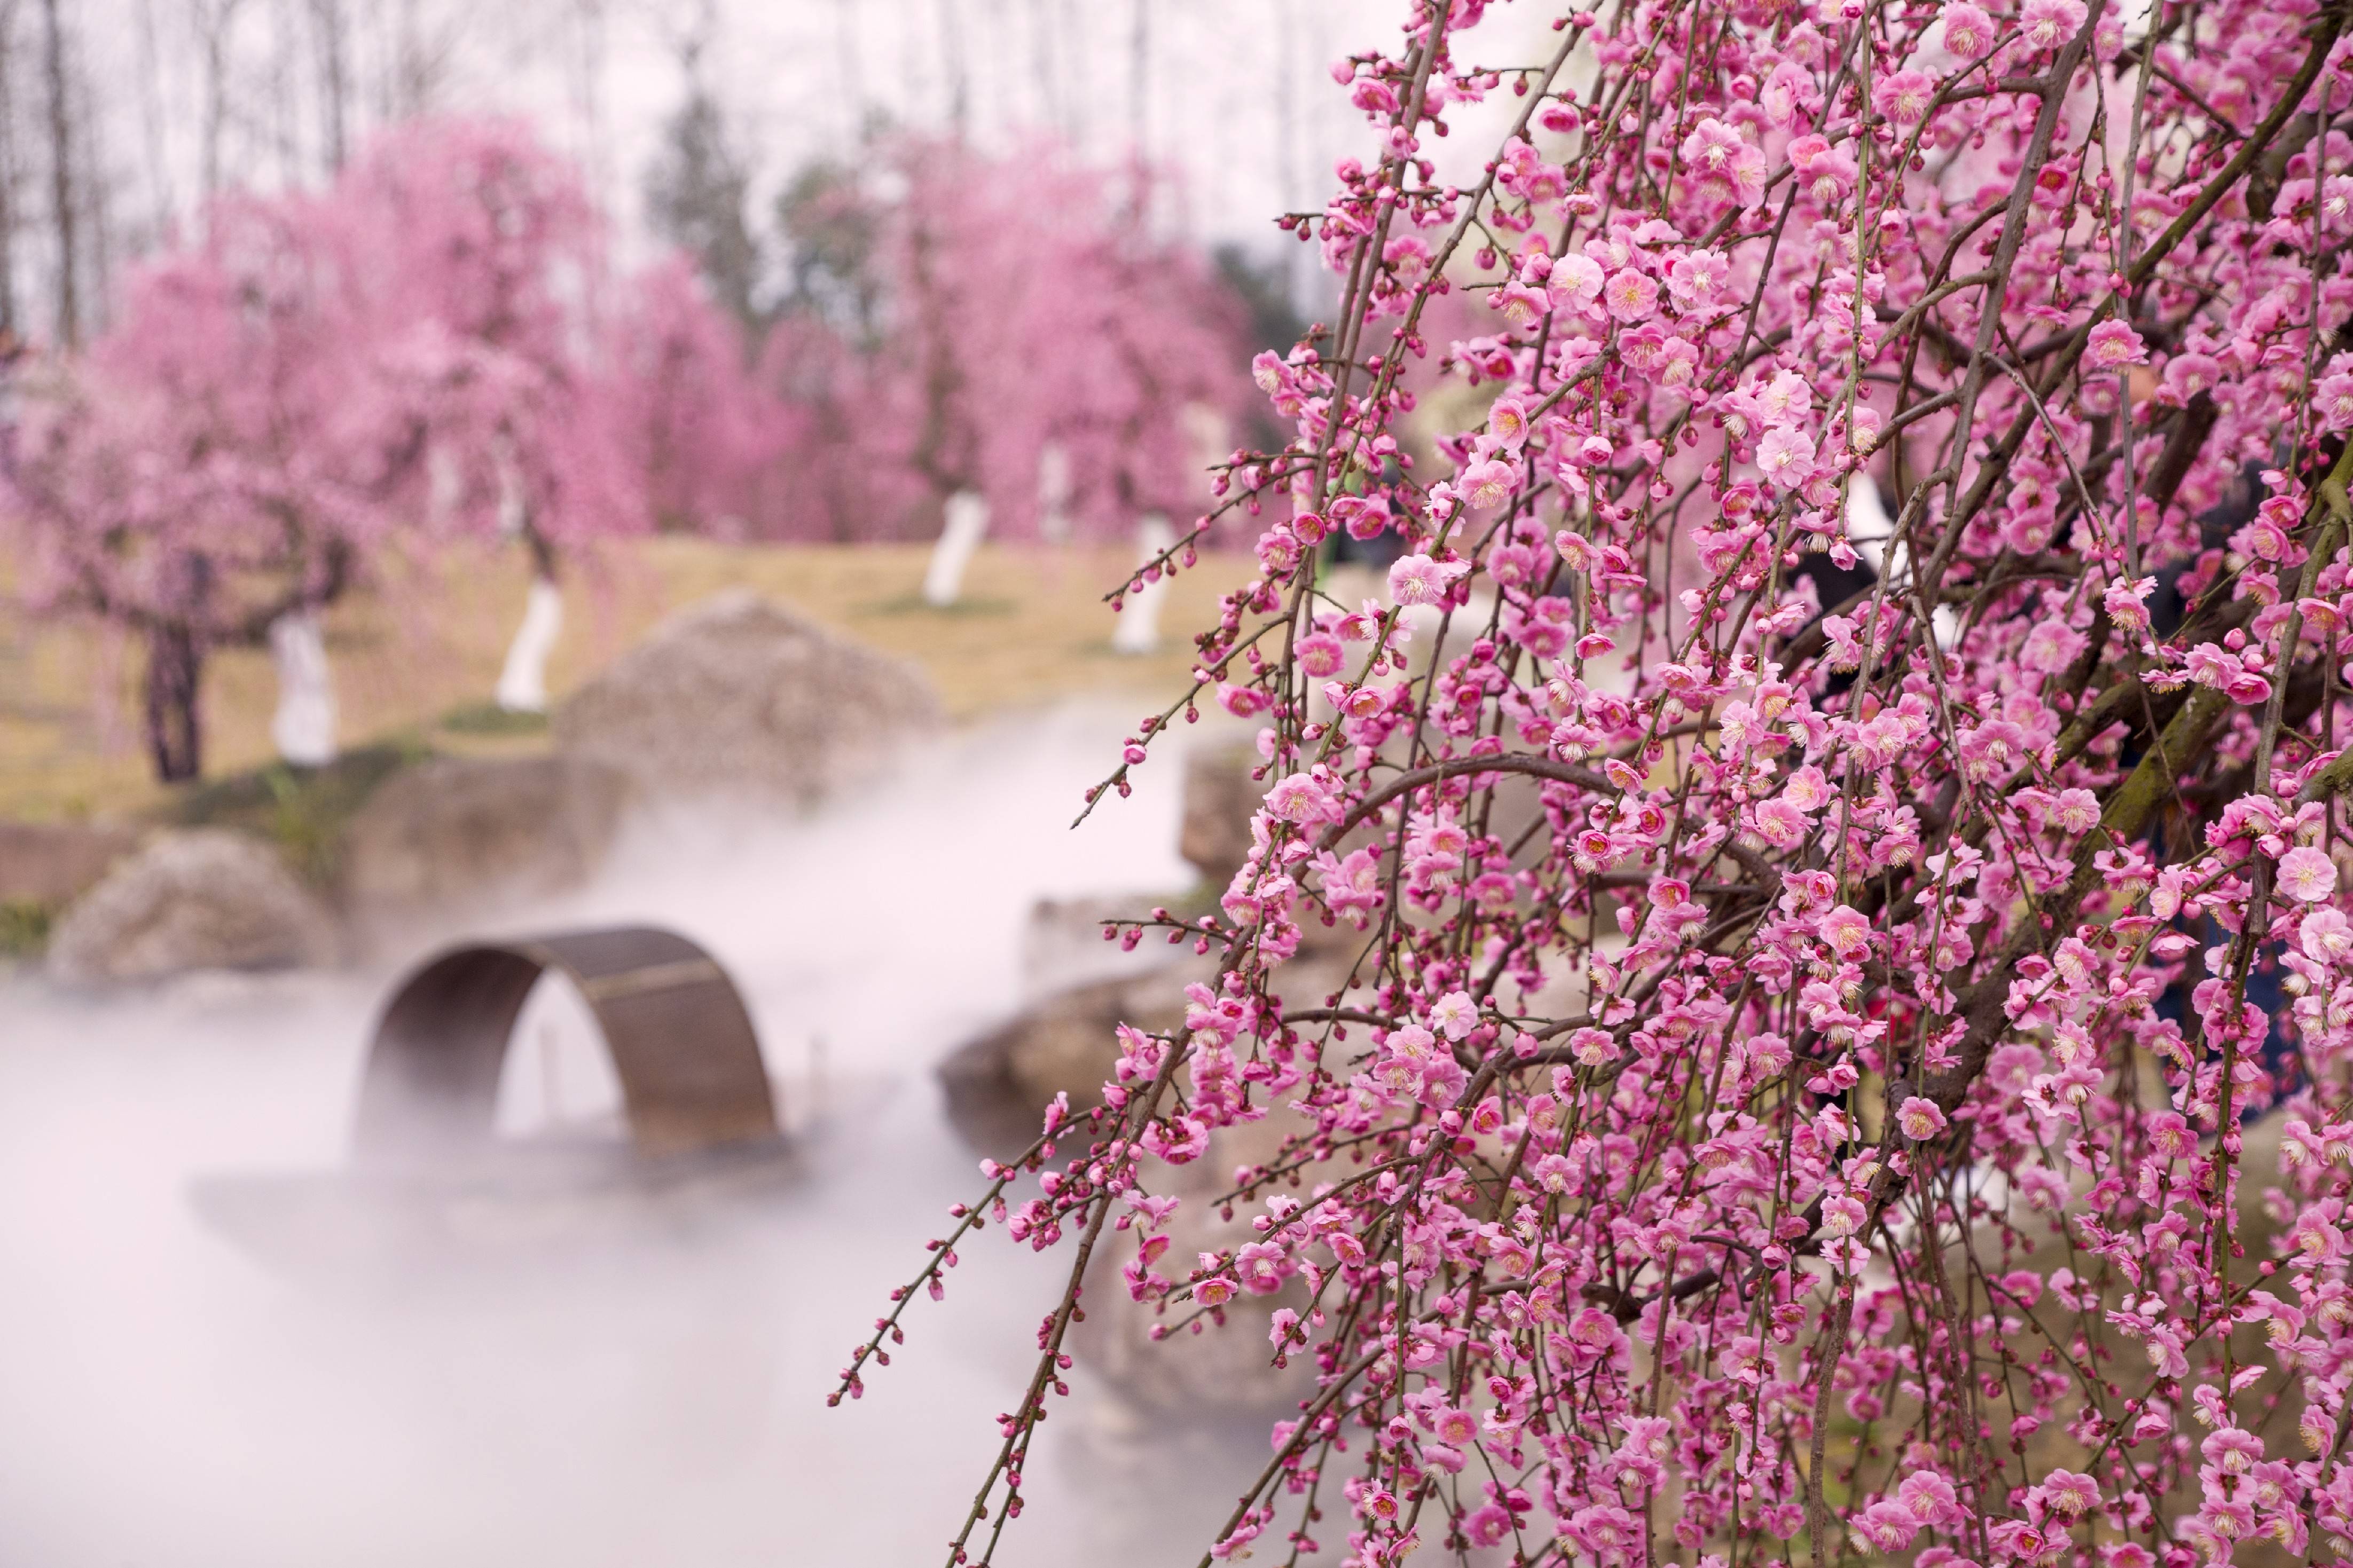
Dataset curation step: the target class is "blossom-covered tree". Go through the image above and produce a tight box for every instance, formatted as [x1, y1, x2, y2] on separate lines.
[614, 254, 796, 538]
[4, 116, 725, 773]
[9, 184, 422, 781]
[762, 137, 1254, 544]
[341, 116, 649, 715]
[852, 2, 2353, 1566]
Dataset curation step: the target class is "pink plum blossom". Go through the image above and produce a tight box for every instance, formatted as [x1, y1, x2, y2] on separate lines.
[1388, 553, 1469, 606]
[1756, 426, 1817, 484]
[2280, 846, 2339, 903]
[838, 11, 2353, 1567]
[2085, 319, 2151, 372]
[1942, 2, 1996, 56]
[1874, 70, 1936, 125]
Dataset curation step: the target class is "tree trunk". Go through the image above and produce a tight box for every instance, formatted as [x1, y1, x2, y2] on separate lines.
[1037, 441, 1072, 545]
[0, 0, 20, 338]
[495, 574, 563, 713]
[1111, 513, 1175, 655]
[266, 609, 337, 766]
[143, 621, 203, 784]
[922, 488, 989, 606]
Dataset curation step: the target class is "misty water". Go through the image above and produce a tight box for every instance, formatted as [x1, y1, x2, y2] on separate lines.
[0, 707, 1272, 1567]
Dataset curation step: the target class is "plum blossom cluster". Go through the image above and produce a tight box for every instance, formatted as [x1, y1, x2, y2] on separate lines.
[847, 1, 2353, 1565]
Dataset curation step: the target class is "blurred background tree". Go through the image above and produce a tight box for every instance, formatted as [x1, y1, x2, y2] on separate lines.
[0, 0, 1375, 785]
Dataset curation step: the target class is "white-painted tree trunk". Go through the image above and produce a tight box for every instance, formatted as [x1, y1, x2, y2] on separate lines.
[1843, 471, 1893, 564]
[1111, 514, 1178, 656]
[923, 489, 991, 606]
[1036, 442, 1072, 545]
[496, 575, 564, 713]
[1844, 472, 1958, 649]
[268, 611, 338, 767]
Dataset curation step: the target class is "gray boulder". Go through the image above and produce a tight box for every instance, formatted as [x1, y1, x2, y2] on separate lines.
[937, 958, 1321, 1415]
[47, 829, 338, 985]
[1179, 746, 1261, 885]
[341, 754, 633, 924]
[937, 961, 1208, 1161]
[940, 945, 1374, 1413]
[553, 592, 939, 805]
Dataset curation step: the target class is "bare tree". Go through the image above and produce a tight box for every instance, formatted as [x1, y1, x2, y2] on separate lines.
[134, 0, 176, 233]
[937, 0, 968, 140]
[0, 0, 20, 338]
[189, 0, 252, 200]
[80, 82, 107, 333]
[831, 0, 864, 142]
[569, 0, 610, 201]
[266, 0, 302, 183]
[644, 23, 762, 332]
[1026, 0, 1054, 133]
[1127, 0, 1147, 155]
[390, 0, 456, 120]
[36, 0, 66, 346]
[309, 0, 348, 170]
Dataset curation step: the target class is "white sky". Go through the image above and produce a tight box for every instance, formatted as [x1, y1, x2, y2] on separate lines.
[68, 0, 1411, 276]
[49, 0, 1568, 345]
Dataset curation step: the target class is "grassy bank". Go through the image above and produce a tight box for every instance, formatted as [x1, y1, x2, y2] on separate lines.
[0, 538, 1240, 823]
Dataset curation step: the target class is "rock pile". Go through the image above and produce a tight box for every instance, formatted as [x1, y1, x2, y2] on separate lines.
[1178, 745, 1260, 885]
[936, 961, 1209, 1160]
[1077, 1107, 1320, 1416]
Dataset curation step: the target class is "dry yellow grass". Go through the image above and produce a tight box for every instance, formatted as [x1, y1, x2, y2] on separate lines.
[0, 538, 1245, 823]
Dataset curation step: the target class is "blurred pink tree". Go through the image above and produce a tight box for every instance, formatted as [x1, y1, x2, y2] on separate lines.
[342, 120, 646, 565]
[5, 117, 751, 775]
[338, 117, 651, 716]
[762, 137, 1255, 545]
[9, 184, 422, 781]
[5, 117, 1257, 780]
[611, 254, 797, 539]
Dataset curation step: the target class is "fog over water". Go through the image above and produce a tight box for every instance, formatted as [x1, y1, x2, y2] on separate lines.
[0, 706, 1273, 1567]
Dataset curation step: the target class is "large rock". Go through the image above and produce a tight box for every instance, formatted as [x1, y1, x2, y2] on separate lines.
[937, 961, 1208, 1161]
[46, 830, 339, 984]
[1174, 748, 1371, 958]
[341, 755, 633, 924]
[938, 957, 1324, 1416]
[1179, 747, 1261, 886]
[940, 941, 1369, 1162]
[553, 592, 939, 805]
[0, 821, 137, 905]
